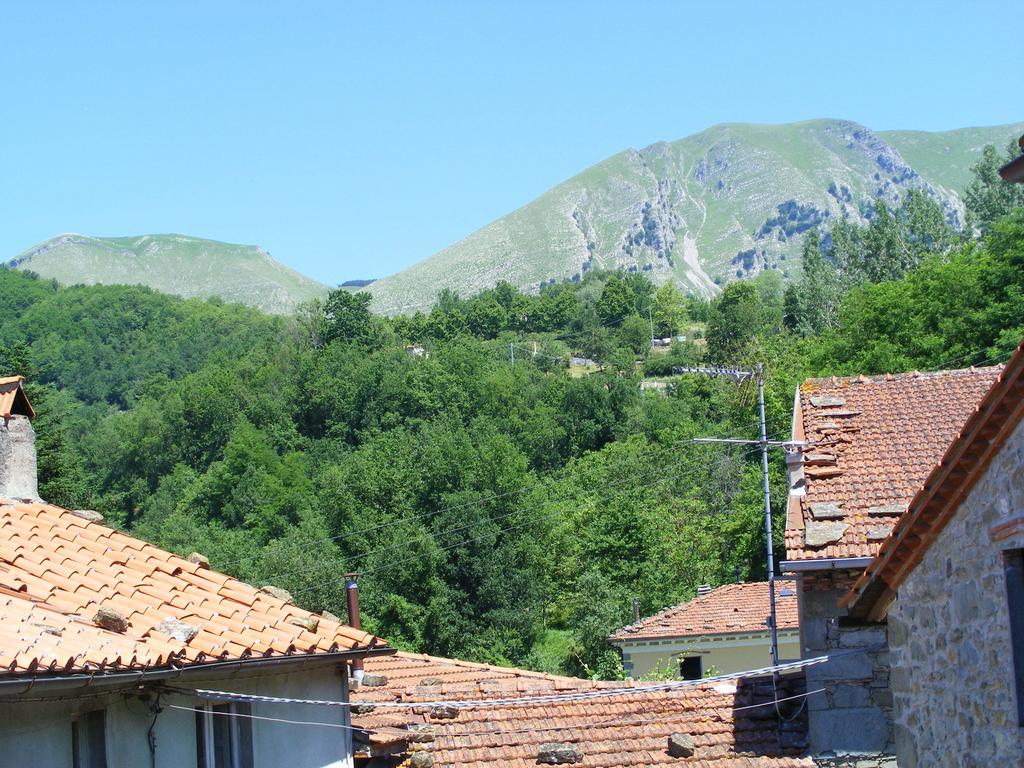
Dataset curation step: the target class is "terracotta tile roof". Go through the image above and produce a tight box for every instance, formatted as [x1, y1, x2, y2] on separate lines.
[352, 651, 813, 767]
[783, 366, 1001, 564]
[0, 376, 34, 419]
[608, 583, 798, 642]
[0, 499, 388, 677]
[843, 339, 1024, 620]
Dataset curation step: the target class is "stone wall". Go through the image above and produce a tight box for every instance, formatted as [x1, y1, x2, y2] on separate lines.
[799, 570, 895, 760]
[886, 417, 1024, 768]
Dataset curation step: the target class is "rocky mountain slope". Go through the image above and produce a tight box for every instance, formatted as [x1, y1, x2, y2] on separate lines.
[366, 119, 1024, 315]
[9, 234, 329, 315]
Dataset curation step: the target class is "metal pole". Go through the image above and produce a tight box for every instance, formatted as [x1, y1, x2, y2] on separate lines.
[648, 306, 655, 347]
[757, 363, 780, 667]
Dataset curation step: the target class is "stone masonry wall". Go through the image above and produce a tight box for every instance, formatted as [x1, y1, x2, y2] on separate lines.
[800, 571, 895, 764]
[886, 417, 1024, 768]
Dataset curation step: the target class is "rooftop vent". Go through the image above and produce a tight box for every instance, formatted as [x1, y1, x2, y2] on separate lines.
[696, 585, 712, 597]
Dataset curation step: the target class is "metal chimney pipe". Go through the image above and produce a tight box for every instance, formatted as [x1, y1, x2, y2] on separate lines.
[345, 573, 364, 682]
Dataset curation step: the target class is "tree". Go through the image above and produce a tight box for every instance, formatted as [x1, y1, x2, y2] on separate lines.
[706, 282, 764, 360]
[596, 275, 636, 324]
[791, 228, 842, 335]
[322, 289, 374, 345]
[964, 142, 1024, 234]
[652, 282, 687, 338]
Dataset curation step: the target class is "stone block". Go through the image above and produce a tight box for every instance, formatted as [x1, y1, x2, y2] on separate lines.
[811, 651, 874, 682]
[803, 617, 829, 652]
[867, 503, 907, 517]
[809, 396, 846, 408]
[809, 502, 845, 519]
[809, 706, 889, 753]
[802, 588, 847, 618]
[536, 743, 582, 765]
[666, 733, 695, 758]
[838, 626, 887, 648]
[831, 684, 870, 708]
[805, 521, 849, 547]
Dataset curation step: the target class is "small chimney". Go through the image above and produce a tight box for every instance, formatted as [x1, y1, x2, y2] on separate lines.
[0, 376, 40, 502]
[345, 572, 364, 682]
[696, 584, 712, 597]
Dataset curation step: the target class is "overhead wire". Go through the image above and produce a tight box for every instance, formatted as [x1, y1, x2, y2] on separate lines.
[163, 686, 828, 737]
[163, 688, 827, 741]
[177, 649, 868, 710]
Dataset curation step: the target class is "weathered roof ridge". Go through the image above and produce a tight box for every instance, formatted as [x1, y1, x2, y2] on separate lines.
[609, 582, 798, 642]
[800, 364, 1003, 388]
[784, 363, 1002, 564]
[352, 650, 815, 767]
[0, 499, 390, 677]
[843, 338, 1024, 619]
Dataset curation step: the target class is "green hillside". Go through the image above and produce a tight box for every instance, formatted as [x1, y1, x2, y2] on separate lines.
[367, 119, 1024, 315]
[9, 233, 330, 315]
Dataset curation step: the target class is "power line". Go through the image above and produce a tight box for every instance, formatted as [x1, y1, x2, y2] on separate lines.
[165, 686, 827, 738]
[181, 649, 868, 710]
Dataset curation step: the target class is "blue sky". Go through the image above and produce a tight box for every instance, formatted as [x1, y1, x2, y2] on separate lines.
[1, 1, 1019, 284]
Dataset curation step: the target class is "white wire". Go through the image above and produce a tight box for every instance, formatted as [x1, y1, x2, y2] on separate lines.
[167, 686, 827, 737]
[187, 649, 867, 710]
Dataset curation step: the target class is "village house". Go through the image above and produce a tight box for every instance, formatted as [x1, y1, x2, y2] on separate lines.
[349, 650, 816, 767]
[781, 364, 1001, 758]
[841, 340, 1024, 766]
[0, 376, 393, 768]
[608, 582, 800, 680]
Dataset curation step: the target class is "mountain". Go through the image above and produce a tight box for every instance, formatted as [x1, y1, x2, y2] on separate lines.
[8, 234, 330, 315]
[366, 119, 1024, 315]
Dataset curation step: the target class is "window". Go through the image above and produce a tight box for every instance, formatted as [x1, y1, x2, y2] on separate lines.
[196, 703, 254, 768]
[71, 709, 107, 768]
[1005, 549, 1024, 726]
[679, 656, 702, 680]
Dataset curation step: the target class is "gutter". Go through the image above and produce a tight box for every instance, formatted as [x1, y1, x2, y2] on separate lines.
[0, 645, 395, 698]
[780, 557, 873, 572]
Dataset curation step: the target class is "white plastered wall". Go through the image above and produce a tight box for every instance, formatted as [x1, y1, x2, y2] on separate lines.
[0, 662, 354, 768]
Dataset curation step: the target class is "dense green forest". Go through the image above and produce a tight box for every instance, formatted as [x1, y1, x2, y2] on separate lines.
[2, 145, 1022, 678]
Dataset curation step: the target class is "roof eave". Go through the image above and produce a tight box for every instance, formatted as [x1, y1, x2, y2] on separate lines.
[0, 645, 396, 697]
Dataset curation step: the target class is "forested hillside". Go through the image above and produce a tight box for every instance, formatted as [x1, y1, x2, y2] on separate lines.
[2, 147, 1022, 678]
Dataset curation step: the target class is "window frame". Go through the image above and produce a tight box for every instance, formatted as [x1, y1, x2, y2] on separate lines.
[195, 702, 255, 768]
[71, 708, 108, 768]
[1004, 548, 1024, 727]
[678, 655, 703, 680]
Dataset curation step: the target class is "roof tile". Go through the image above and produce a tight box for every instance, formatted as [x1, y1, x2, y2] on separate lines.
[353, 652, 813, 768]
[609, 583, 798, 642]
[785, 366, 1000, 563]
[0, 499, 388, 677]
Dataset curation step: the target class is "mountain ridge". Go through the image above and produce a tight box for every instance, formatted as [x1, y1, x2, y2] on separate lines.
[9, 233, 330, 315]
[365, 118, 1024, 314]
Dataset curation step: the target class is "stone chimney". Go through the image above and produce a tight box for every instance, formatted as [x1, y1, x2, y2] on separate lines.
[0, 377, 39, 502]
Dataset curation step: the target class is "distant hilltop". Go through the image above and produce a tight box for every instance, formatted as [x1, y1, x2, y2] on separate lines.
[9, 233, 330, 315]
[363, 119, 1024, 315]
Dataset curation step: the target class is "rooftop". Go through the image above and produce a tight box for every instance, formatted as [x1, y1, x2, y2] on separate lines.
[352, 651, 814, 767]
[609, 582, 799, 643]
[844, 339, 1024, 619]
[784, 366, 1000, 564]
[0, 376, 34, 419]
[0, 499, 387, 677]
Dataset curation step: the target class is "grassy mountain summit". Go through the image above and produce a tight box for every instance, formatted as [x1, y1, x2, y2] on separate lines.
[9, 234, 329, 315]
[367, 119, 1024, 315]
